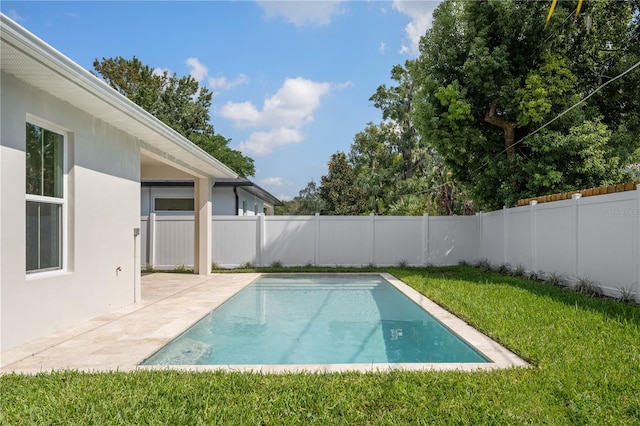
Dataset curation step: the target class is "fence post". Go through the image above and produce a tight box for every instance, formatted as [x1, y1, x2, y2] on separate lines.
[503, 206, 508, 265]
[477, 212, 484, 263]
[314, 213, 320, 266]
[530, 201, 538, 274]
[369, 213, 375, 266]
[256, 214, 265, 267]
[148, 212, 156, 269]
[422, 213, 429, 266]
[572, 193, 582, 281]
[636, 184, 640, 303]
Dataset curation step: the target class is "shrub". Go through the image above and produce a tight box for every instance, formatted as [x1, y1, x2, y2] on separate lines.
[546, 272, 565, 287]
[616, 284, 636, 303]
[574, 276, 602, 297]
[496, 263, 511, 275]
[475, 259, 493, 272]
[512, 265, 526, 277]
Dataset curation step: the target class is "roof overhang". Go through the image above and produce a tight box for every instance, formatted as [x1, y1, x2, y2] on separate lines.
[141, 178, 283, 206]
[214, 178, 283, 206]
[0, 14, 238, 180]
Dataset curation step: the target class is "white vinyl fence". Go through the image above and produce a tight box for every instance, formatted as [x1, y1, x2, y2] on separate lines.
[141, 185, 640, 301]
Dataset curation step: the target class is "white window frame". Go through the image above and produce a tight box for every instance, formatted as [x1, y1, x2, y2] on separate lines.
[25, 116, 68, 275]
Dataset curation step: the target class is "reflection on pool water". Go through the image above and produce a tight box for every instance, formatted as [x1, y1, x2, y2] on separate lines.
[141, 275, 490, 365]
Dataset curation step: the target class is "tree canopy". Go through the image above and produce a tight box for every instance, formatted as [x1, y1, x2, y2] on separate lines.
[412, 0, 639, 209]
[318, 61, 473, 216]
[93, 56, 255, 178]
[277, 180, 325, 215]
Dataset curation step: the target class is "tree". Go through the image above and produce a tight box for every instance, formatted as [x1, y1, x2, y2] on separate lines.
[349, 122, 403, 214]
[319, 153, 367, 215]
[93, 56, 255, 177]
[348, 61, 473, 216]
[413, 0, 638, 210]
[369, 62, 425, 180]
[277, 180, 325, 215]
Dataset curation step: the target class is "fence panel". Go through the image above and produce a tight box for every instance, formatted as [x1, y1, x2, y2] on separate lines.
[534, 200, 575, 278]
[318, 217, 371, 266]
[373, 216, 424, 266]
[480, 211, 504, 265]
[263, 216, 316, 266]
[504, 206, 532, 269]
[428, 216, 480, 265]
[577, 192, 638, 297]
[153, 216, 194, 269]
[212, 216, 258, 268]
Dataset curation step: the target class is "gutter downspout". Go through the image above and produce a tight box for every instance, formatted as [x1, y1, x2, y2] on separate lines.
[233, 186, 239, 216]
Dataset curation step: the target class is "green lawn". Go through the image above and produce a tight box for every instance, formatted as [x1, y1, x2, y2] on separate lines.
[2, 266, 639, 425]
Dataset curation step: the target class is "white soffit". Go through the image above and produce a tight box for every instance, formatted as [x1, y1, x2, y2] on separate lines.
[0, 14, 238, 179]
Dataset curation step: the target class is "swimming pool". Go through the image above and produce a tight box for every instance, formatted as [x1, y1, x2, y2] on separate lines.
[141, 274, 526, 371]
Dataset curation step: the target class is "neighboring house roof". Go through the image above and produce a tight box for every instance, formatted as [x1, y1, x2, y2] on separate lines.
[142, 178, 283, 207]
[0, 14, 237, 180]
[213, 178, 283, 207]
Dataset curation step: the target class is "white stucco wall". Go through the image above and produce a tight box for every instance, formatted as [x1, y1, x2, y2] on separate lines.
[1, 72, 141, 350]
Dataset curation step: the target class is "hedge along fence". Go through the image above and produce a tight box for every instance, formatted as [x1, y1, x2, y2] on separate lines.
[141, 184, 640, 302]
[517, 180, 640, 206]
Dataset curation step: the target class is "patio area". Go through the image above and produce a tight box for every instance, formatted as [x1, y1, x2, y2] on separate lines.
[1, 273, 259, 374]
[1, 272, 526, 374]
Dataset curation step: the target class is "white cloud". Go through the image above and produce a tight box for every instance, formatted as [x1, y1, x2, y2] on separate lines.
[260, 177, 287, 187]
[277, 194, 292, 202]
[379, 42, 386, 54]
[220, 77, 332, 156]
[237, 127, 305, 156]
[333, 81, 353, 90]
[393, 0, 440, 56]
[184, 57, 247, 93]
[7, 9, 24, 22]
[208, 74, 248, 90]
[186, 57, 208, 82]
[221, 77, 330, 128]
[257, 0, 345, 27]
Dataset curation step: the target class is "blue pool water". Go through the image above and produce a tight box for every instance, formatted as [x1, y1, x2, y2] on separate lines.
[141, 275, 489, 365]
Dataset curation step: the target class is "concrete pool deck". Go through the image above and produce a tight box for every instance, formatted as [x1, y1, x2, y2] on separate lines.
[1, 272, 527, 374]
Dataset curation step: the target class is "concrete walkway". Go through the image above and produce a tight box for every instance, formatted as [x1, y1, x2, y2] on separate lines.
[1, 273, 259, 374]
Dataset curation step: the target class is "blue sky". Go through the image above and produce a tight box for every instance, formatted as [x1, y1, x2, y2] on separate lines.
[2, 1, 442, 201]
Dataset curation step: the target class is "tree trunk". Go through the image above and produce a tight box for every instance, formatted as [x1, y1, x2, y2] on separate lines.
[484, 102, 517, 162]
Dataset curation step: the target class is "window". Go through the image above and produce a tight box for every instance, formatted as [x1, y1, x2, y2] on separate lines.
[154, 198, 194, 212]
[26, 122, 65, 273]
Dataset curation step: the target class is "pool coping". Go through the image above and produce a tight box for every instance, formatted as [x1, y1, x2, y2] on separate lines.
[1, 272, 528, 374]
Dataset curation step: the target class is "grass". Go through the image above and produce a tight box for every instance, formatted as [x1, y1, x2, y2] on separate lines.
[2, 266, 639, 424]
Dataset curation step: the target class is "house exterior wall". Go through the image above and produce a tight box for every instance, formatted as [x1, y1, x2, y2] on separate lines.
[1, 72, 141, 351]
[212, 187, 236, 215]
